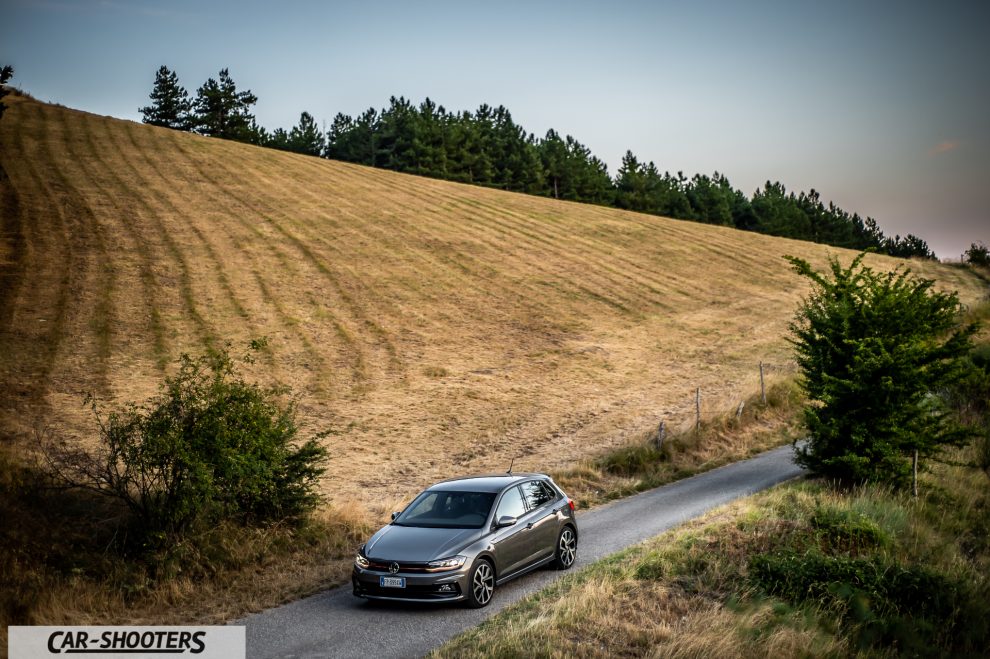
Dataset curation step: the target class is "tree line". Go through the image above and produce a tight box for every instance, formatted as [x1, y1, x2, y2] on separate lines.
[141, 65, 934, 258]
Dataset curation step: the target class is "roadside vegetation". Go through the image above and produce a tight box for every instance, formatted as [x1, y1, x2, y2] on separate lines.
[436, 271, 990, 658]
[433, 448, 990, 658]
[436, 345, 990, 657]
[0, 362, 804, 643]
[552, 379, 804, 509]
[0, 344, 369, 647]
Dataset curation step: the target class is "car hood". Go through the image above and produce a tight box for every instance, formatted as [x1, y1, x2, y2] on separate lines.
[365, 524, 483, 562]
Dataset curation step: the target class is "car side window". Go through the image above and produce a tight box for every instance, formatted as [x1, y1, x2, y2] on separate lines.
[521, 480, 554, 510]
[495, 486, 526, 520]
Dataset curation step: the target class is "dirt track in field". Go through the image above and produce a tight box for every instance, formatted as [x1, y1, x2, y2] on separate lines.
[1, 94, 983, 512]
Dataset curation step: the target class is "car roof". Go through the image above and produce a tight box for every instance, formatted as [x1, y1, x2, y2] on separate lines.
[428, 473, 549, 493]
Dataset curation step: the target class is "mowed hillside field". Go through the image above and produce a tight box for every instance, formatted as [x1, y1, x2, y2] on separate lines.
[0, 93, 984, 511]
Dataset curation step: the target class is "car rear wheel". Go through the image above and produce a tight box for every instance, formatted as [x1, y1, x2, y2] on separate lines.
[554, 526, 577, 569]
[466, 559, 495, 608]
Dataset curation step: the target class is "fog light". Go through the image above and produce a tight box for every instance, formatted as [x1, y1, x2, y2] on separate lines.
[438, 584, 455, 592]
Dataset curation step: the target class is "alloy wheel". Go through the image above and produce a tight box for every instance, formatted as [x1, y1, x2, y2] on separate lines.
[472, 561, 494, 606]
[558, 527, 576, 568]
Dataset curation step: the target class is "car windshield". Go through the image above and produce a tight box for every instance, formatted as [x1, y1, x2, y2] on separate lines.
[393, 490, 497, 529]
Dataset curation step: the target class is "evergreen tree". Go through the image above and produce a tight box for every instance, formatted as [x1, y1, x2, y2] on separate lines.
[652, 170, 693, 218]
[139, 65, 193, 130]
[686, 173, 732, 225]
[192, 68, 258, 142]
[0, 65, 14, 122]
[788, 253, 976, 485]
[884, 234, 936, 260]
[965, 242, 990, 267]
[246, 118, 271, 147]
[415, 98, 449, 177]
[615, 151, 648, 211]
[325, 112, 356, 161]
[538, 130, 569, 199]
[291, 90, 938, 258]
[750, 182, 811, 239]
[377, 96, 418, 170]
[266, 127, 290, 150]
[852, 215, 886, 252]
[563, 136, 612, 204]
[288, 111, 325, 156]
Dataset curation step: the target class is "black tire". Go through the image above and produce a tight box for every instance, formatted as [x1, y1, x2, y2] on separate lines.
[553, 526, 577, 570]
[466, 559, 495, 608]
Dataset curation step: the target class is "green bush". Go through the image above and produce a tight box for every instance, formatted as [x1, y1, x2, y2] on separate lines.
[44, 342, 328, 550]
[810, 506, 891, 553]
[749, 550, 984, 653]
[786, 253, 977, 485]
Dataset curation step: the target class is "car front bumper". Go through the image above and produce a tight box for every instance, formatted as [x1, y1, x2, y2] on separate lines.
[351, 565, 471, 603]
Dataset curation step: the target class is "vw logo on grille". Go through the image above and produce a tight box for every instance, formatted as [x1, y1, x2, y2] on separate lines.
[389, 562, 400, 574]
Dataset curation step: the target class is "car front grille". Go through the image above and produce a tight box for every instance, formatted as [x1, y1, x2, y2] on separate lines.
[365, 559, 430, 573]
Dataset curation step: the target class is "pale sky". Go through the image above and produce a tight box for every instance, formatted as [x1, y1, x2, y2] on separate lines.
[3, 0, 988, 257]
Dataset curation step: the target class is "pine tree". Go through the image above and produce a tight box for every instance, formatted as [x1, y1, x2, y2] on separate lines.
[0, 65, 14, 121]
[615, 151, 648, 211]
[192, 69, 258, 142]
[139, 65, 193, 130]
[288, 111, 325, 156]
[965, 242, 990, 267]
[686, 173, 732, 225]
[416, 98, 449, 177]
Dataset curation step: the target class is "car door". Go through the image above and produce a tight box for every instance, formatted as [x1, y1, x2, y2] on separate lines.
[490, 484, 531, 579]
[518, 480, 559, 565]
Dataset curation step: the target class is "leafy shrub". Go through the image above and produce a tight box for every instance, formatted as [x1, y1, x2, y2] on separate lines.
[749, 550, 984, 653]
[787, 253, 977, 485]
[44, 343, 328, 550]
[810, 506, 891, 553]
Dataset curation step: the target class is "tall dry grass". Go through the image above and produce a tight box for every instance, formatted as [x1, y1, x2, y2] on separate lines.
[1, 93, 984, 513]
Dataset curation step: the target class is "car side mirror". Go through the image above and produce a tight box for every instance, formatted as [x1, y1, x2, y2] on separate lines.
[391, 512, 399, 521]
[495, 515, 517, 528]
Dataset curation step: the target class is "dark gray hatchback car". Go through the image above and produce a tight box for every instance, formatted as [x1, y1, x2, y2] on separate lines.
[352, 473, 578, 607]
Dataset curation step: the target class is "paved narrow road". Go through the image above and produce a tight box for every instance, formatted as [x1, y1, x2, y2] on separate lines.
[241, 444, 805, 658]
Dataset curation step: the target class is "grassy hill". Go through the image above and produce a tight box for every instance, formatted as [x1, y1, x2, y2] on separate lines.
[0, 93, 984, 512]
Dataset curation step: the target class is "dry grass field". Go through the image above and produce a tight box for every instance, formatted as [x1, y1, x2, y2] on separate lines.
[0, 93, 984, 514]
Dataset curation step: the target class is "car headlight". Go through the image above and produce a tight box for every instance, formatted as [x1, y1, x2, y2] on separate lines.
[355, 548, 370, 569]
[426, 555, 467, 572]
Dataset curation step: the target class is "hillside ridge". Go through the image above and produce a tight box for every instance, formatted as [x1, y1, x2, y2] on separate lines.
[0, 94, 982, 509]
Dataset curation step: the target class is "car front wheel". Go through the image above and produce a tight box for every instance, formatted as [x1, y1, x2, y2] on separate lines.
[554, 526, 577, 569]
[466, 559, 495, 608]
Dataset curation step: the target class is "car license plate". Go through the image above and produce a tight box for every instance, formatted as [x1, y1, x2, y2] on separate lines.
[380, 576, 405, 588]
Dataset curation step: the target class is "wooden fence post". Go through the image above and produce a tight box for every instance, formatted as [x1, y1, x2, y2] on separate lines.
[760, 361, 767, 405]
[656, 420, 666, 452]
[736, 401, 745, 420]
[695, 387, 701, 431]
